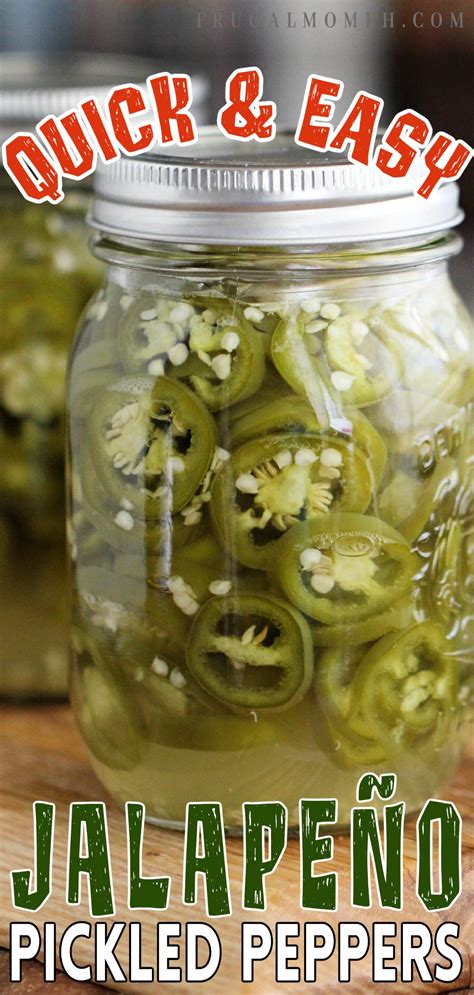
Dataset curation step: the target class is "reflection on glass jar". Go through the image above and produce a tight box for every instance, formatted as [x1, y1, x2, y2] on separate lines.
[68, 134, 473, 830]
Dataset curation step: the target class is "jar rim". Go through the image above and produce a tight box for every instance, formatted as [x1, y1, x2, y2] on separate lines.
[90, 127, 464, 246]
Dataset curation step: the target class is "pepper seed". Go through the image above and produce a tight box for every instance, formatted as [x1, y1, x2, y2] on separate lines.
[209, 579, 232, 595]
[151, 657, 169, 678]
[114, 510, 134, 531]
[331, 371, 356, 392]
[294, 448, 317, 466]
[236, 473, 260, 494]
[321, 303, 341, 320]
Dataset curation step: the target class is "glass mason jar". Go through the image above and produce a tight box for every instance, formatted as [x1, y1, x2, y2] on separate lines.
[68, 134, 473, 830]
[0, 54, 209, 699]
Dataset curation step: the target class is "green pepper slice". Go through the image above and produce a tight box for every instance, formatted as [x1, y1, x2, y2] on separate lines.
[352, 623, 459, 745]
[271, 303, 402, 408]
[315, 644, 387, 766]
[274, 512, 418, 624]
[187, 593, 313, 712]
[86, 375, 216, 517]
[229, 395, 387, 490]
[211, 433, 371, 569]
[113, 533, 225, 606]
[78, 443, 202, 554]
[315, 622, 458, 766]
[311, 596, 415, 647]
[225, 365, 284, 425]
[378, 457, 458, 543]
[76, 564, 190, 665]
[118, 292, 266, 410]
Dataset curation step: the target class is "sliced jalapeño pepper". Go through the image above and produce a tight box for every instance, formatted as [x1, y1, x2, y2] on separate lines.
[315, 622, 458, 766]
[378, 457, 457, 543]
[351, 623, 459, 747]
[79, 444, 202, 554]
[211, 433, 371, 569]
[229, 394, 387, 491]
[315, 644, 387, 766]
[76, 565, 190, 665]
[87, 375, 216, 518]
[271, 304, 402, 408]
[274, 512, 418, 624]
[186, 593, 313, 712]
[311, 596, 415, 647]
[118, 292, 266, 410]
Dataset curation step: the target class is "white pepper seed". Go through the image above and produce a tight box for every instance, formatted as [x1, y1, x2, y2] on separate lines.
[202, 309, 217, 324]
[169, 302, 194, 323]
[151, 657, 169, 678]
[140, 308, 158, 321]
[114, 510, 134, 531]
[311, 573, 335, 594]
[211, 353, 232, 380]
[244, 306, 264, 322]
[236, 473, 260, 494]
[168, 575, 185, 592]
[197, 350, 212, 366]
[209, 579, 232, 595]
[355, 352, 373, 370]
[241, 625, 256, 645]
[120, 497, 134, 510]
[221, 331, 240, 352]
[170, 668, 187, 688]
[173, 590, 191, 608]
[215, 446, 231, 462]
[305, 319, 327, 334]
[169, 343, 189, 366]
[351, 320, 369, 344]
[147, 358, 165, 376]
[301, 300, 321, 315]
[331, 371, 356, 392]
[319, 466, 341, 480]
[320, 448, 343, 467]
[274, 449, 292, 469]
[179, 599, 200, 616]
[294, 448, 317, 466]
[321, 303, 341, 320]
[299, 548, 322, 571]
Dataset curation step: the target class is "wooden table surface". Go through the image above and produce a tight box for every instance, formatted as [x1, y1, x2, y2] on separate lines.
[0, 703, 473, 993]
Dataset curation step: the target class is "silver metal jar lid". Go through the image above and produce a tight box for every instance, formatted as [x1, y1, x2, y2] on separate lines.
[90, 128, 463, 246]
[0, 52, 209, 141]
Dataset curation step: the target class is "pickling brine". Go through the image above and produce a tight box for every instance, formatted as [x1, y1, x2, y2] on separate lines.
[68, 136, 473, 830]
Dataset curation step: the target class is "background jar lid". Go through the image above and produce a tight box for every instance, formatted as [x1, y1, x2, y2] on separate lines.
[0, 52, 209, 143]
[90, 127, 463, 245]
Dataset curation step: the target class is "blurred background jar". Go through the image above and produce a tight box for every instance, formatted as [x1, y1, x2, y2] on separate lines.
[0, 53, 209, 698]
